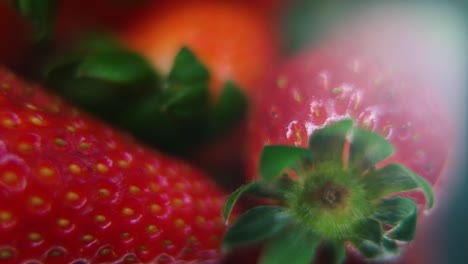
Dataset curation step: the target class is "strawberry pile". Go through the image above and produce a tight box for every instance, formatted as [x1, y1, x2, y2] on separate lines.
[1, 1, 462, 264]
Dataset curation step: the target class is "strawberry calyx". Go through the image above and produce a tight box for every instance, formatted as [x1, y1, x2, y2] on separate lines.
[40, 34, 247, 156]
[9, 1, 248, 157]
[222, 120, 434, 264]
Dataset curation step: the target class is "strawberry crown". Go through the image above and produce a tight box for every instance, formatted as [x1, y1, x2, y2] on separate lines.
[8, 0, 248, 157]
[222, 119, 434, 264]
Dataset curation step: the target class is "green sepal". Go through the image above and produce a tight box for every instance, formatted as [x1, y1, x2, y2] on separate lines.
[223, 182, 258, 223]
[382, 237, 400, 257]
[349, 127, 394, 175]
[9, 0, 58, 41]
[223, 206, 292, 252]
[260, 145, 311, 181]
[223, 177, 298, 223]
[259, 223, 320, 264]
[353, 218, 383, 245]
[168, 47, 210, 85]
[208, 81, 248, 137]
[374, 197, 418, 242]
[321, 240, 346, 264]
[362, 163, 434, 210]
[76, 51, 156, 85]
[44, 34, 157, 86]
[350, 218, 383, 258]
[309, 119, 353, 165]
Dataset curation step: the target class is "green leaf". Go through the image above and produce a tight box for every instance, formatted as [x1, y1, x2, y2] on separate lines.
[222, 182, 258, 222]
[259, 223, 320, 264]
[374, 197, 418, 242]
[321, 240, 346, 264]
[350, 218, 384, 258]
[223, 206, 292, 252]
[168, 47, 210, 84]
[223, 178, 299, 223]
[362, 163, 434, 210]
[209, 81, 248, 137]
[76, 51, 157, 85]
[354, 240, 381, 259]
[349, 127, 394, 175]
[350, 218, 403, 259]
[382, 237, 399, 255]
[309, 119, 353, 165]
[9, 0, 58, 41]
[259, 145, 311, 181]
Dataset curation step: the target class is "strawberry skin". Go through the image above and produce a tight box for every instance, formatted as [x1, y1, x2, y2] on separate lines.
[0, 66, 227, 263]
[247, 45, 452, 198]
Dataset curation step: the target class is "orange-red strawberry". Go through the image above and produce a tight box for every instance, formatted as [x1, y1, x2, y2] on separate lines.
[0, 66, 229, 263]
[121, 0, 277, 98]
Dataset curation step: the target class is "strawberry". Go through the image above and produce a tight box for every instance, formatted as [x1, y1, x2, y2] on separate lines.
[0, 66, 229, 263]
[121, 0, 277, 98]
[221, 42, 454, 263]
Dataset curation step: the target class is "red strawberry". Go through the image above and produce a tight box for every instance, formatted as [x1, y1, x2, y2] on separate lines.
[0, 66, 229, 263]
[221, 42, 455, 263]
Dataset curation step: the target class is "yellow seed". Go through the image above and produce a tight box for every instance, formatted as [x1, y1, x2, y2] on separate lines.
[0, 248, 13, 259]
[57, 218, 71, 227]
[48, 248, 64, 257]
[30, 196, 44, 206]
[195, 216, 206, 227]
[172, 198, 184, 208]
[1, 171, 18, 184]
[150, 204, 161, 214]
[98, 188, 111, 198]
[174, 218, 185, 228]
[18, 143, 33, 152]
[99, 248, 111, 256]
[277, 75, 287, 89]
[175, 182, 185, 191]
[82, 234, 94, 242]
[149, 183, 160, 192]
[120, 232, 131, 239]
[79, 142, 90, 149]
[30, 116, 43, 126]
[118, 160, 129, 168]
[124, 255, 136, 262]
[1, 82, 12, 90]
[49, 104, 60, 113]
[138, 245, 148, 252]
[293, 90, 302, 102]
[39, 167, 55, 178]
[0, 211, 12, 222]
[122, 207, 134, 216]
[95, 215, 107, 223]
[163, 239, 172, 246]
[129, 185, 141, 194]
[146, 164, 156, 174]
[25, 103, 37, 111]
[28, 232, 42, 242]
[146, 225, 158, 234]
[2, 118, 16, 128]
[96, 163, 109, 173]
[332, 87, 343, 94]
[54, 138, 67, 146]
[65, 191, 79, 202]
[69, 164, 81, 174]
